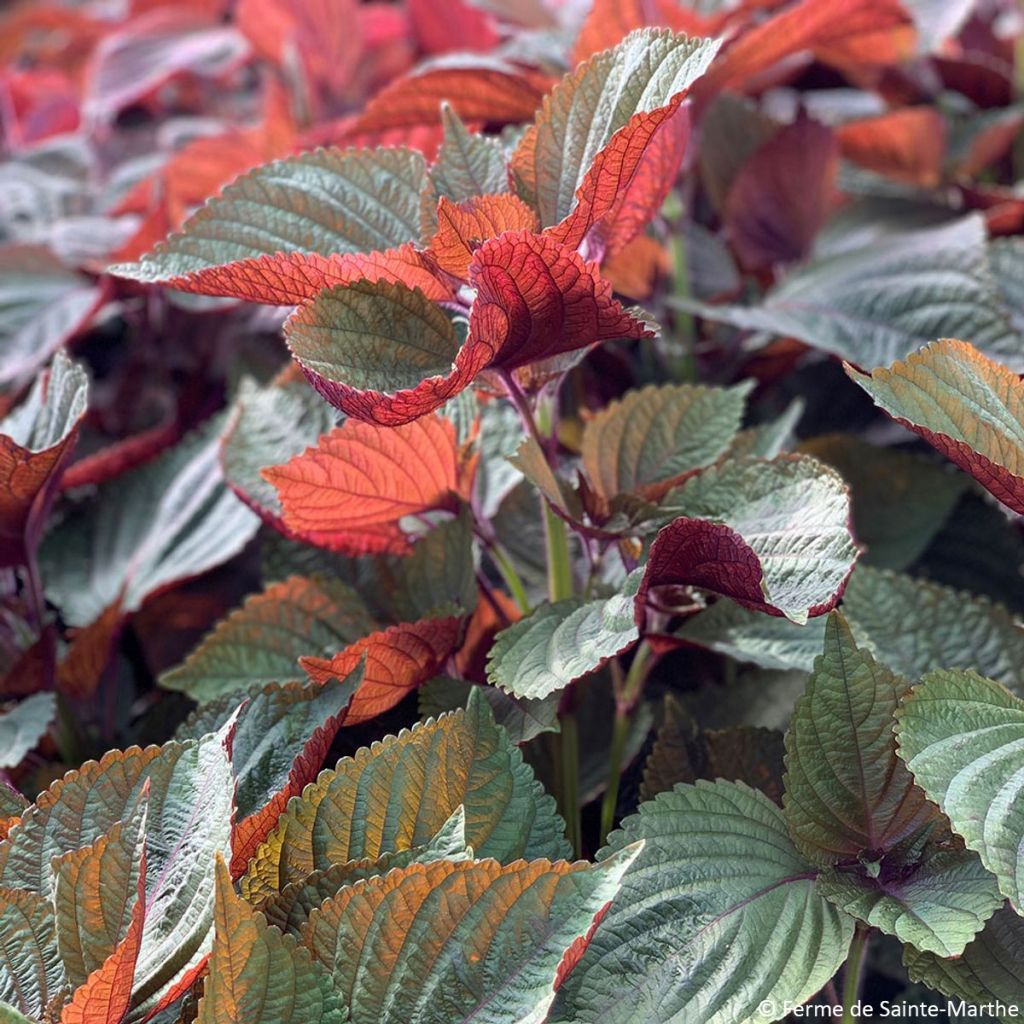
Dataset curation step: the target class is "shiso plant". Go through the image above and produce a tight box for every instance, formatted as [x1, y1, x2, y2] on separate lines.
[1, 0, 1024, 1022]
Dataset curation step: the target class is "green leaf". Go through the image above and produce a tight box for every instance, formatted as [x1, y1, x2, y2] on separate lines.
[198, 855, 346, 1024]
[1, 350, 88, 453]
[430, 105, 509, 203]
[512, 28, 719, 226]
[418, 677, 560, 745]
[40, 417, 260, 627]
[221, 376, 336, 520]
[896, 670, 1024, 909]
[783, 613, 939, 865]
[680, 216, 1023, 369]
[160, 575, 375, 703]
[676, 599, 827, 672]
[112, 147, 428, 283]
[846, 338, 1024, 514]
[799, 435, 966, 570]
[842, 566, 1024, 691]
[0, 724, 235, 1019]
[580, 382, 752, 504]
[260, 806, 472, 936]
[819, 847, 1001, 957]
[0, 1000, 36, 1024]
[51, 797, 148, 990]
[486, 571, 642, 700]
[549, 781, 854, 1024]
[0, 693, 55, 769]
[242, 691, 569, 903]
[285, 278, 462, 406]
[641, 696, 785, 804]
[300, 849, 639, 1024]
[904, 905, 1024, 1021]
[724, 398, 804, 461]
[0, 887, 65, 1019]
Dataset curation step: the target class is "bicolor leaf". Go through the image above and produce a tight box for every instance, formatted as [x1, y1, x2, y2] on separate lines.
[0, 887, 66, 1019]
[429, 194, 539, 279]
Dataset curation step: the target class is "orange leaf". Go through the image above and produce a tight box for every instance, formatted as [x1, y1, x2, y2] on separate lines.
[602, 235, 670, 301]
[454, 589, 521, 682]
[430, 194, 539, 278]
[60, 845, 146, 1024]
[836, 108, 947, 188]
[57, 597, 125, 700]
[263, 414, 466, 554]
[301, 616, 463, 724]
[571, 0, 720, 64]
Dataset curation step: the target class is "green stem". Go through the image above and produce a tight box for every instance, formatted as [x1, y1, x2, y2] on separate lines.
[544, 504, 573, 603]
[560, 705, 582, 859]
[841, 926, 870, 1024]
[490, 542, 531, 614]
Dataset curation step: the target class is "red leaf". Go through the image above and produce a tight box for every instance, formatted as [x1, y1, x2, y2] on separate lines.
[470, 231, 653, 371]
[263, 415, 468, 553]
[554, 901, 613, 990]
[57, 598, 125, 700]
[430, 195, 540, 279]
[301, 616, 463, 724]
[408, 0, 499, 55]
[353, 60, 554, 131]
[148, 244, 453, 306]
[836, 108, 947, 188]
[60, 844, 146, 1024]
[725, 117, 837, 271]
[61, 418, 180, 492]
[454, 589, 522, 682]
[602, 235, 670, 301]
[546, 100, 691, 257]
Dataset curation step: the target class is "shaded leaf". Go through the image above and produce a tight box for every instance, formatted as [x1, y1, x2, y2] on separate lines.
[549, 781, 854, 1024]
[160, 576, 375, 703]
[0, 693, 55, 769]
[638, 455, 857, 625]
[300, 616, 464, 725]
[847, 338, 1024, 514]
[836, 107, 947, 188]
[300, 851, 638, 1024]
[896, 670, 1024, 908]
[430, 105, 508, 203]
[197, 855, 344, 1024]
[486, 572, 642, 700]
[242, 691, 569, 903]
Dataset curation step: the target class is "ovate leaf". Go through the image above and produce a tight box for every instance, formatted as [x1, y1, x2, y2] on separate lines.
[784, 613, 939, 864]
[580, 382, 751, 506]
[896, 671, 1024, 908]
[160, 576, 375, 703]
[300, 616, 464, 725]
[197, 855, 344, 1024]
[819, 847, 1001, 957]
[300, 851, 638, 1024]
[0, 693, 56, 770]
[0, 351, 88, 566]
[847, 338, 1024, 514]
[263, 414, 466, 554]
[486, 572, 642, 700]
[430, 105, 509, 203]
[242, 691, 569, 903]
[549, 781, 854, 1024]
[638, 455, 857, 625]
[111, 147, 428, 290]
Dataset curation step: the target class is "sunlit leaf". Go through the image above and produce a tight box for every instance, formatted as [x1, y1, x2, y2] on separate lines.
[0, 887, 66, 1019]
[549, 781, 854, 1024]
[0, 693, 55, 770]
[847, 338, 1024, 513]
[242, 691, 569, 903]
[429, 194, 538, 278]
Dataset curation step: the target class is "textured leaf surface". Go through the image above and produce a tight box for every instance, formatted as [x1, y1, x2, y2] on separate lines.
[904, 906, 1024, 1020]
[0, 726, 235, 1019]
[847, 338, 1024, 514]
[178, 675, 360, 875]
[0, 351, 88, 565]
[819, 847, 1001, 957]
[300, 616, 464, 725]
[430, 194, 539, 278]
[784, 613, 939, 865]
[580, 382, 751, 505]
[639, 456, 857, 625]
[550, 781, 853, 1024]
[486, 572, 641, 700]
[160, 576, 375, 703]
[842, 566, 1024, 691]
[198, 856, 344, 1024]
[430, 106, 508, 203]
[511, 29, 719, 228]
[40, 418, 260, 628]
[221, 375, 337, 523]
[111, 147, 428, 284]
[264, 414, 464, 554]
[0, 693, 55, 769]
[896, 671, 1024, 908]
[684, 218, 1022, 371]
[0, 887, 65, 1019]
[242, 692, 568, 903]
[301, 852, 636, 1024]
